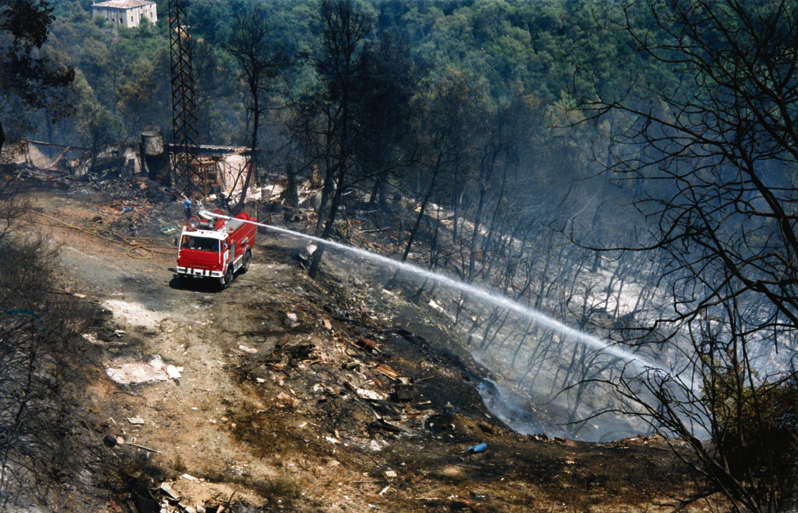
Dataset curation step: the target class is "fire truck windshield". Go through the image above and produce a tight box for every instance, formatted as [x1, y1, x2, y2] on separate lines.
[181, 235, 220, 252]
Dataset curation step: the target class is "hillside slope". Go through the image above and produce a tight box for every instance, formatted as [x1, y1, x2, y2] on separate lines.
[4, 171, 710, 513]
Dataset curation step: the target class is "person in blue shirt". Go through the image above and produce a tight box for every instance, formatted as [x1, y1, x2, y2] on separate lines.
[184, 197, 192, 218]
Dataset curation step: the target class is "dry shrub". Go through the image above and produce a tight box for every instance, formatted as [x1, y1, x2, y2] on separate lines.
[706, 370, 798, 509]
[0, 235, 107, 511]
[250, 475, 299, 499]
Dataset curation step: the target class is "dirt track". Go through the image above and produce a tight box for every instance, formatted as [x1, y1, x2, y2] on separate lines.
[17, 180, 708, 513]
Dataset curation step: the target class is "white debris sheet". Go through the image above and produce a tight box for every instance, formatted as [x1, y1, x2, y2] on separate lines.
[103, 299, 169, 330]
[105, 355, 169, 385]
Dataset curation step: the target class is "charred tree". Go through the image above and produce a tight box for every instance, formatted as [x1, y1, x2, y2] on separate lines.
[577, 1, 798, 510]
[297, 0, 371, 279]
[223, 3, 291, 211]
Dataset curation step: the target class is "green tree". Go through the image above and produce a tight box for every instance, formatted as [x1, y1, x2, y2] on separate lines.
[194, 40, 242, 146]
[71, 70, 124, 150]
[356, 30, 418, 208]
[116, 50, 171, 136]
[0, 0, 75, 150]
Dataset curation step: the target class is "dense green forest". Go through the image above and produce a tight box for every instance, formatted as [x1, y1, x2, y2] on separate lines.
[30, 0, 627, 140]
[16, 0, 644, 179]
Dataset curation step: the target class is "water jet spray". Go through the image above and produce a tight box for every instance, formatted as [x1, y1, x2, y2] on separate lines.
[201, 209, 680, 378]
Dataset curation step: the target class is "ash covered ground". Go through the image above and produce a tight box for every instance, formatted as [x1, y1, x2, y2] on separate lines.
[6, 170, 710, 513]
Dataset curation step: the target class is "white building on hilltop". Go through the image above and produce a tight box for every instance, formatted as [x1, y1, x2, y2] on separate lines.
[92, 0, 157, 29]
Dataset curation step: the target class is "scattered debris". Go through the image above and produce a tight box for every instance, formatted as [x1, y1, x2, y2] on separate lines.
[324, 303, 351, 321]
[283, 311, 300, 328]
[165, 364, 183, 379]
[428, 299, 444, 312]
[276, 391, 300, 408]
[100, 432, 161, 454]
[375, 364, 400, 380]
[96, 328, 122, 342]
[353, 336, 382, 354]
[449, 497, 473, 510]
[127, 442, 160, 453]
[374, 415, 410, 434]
[356, 388, 388, 401]
[160, 482, 179, 500]
[356, 337, 376, 351]
[394, 376, 415, 402]
[82, 333, 102, 345]
[467, 443, 487, 454]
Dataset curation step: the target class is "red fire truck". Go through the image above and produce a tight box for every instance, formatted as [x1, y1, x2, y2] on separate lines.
[176, 209, 257, 289]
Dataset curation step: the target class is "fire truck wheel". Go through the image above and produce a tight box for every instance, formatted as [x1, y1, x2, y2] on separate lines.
[221, 266, 233, 290]
[241, 249, 251, 273]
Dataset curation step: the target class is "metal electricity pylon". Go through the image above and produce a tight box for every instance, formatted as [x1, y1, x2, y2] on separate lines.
[168, 0, 200, 196]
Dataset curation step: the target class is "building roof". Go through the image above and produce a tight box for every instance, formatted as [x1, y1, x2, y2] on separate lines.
[164, 143, 251, 156]
[92, 0, 154, 9]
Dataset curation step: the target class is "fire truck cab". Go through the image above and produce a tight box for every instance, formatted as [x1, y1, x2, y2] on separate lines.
[176, 209, 257, 290]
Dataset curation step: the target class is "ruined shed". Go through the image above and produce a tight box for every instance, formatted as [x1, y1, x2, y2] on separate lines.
[143, 138, 251, 200]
